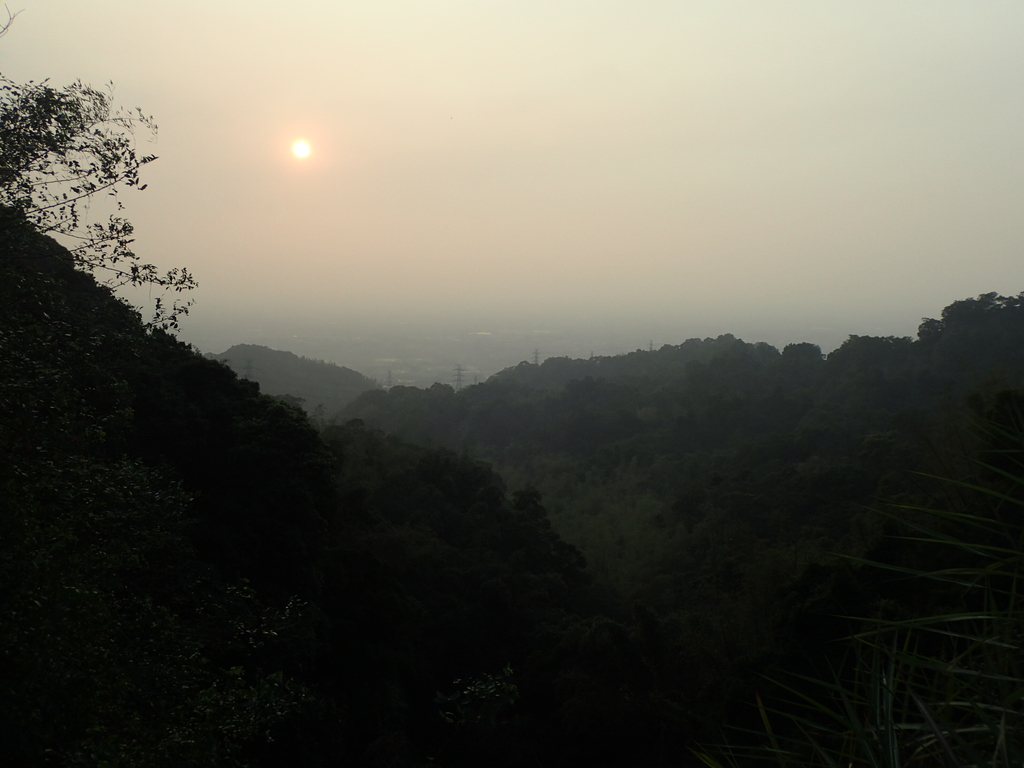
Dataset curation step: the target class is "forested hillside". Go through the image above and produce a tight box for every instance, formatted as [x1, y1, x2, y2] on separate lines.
[206, 343, 378, 421]
[342, 296, 1024, 599]
[1, 219, 610, 765]
[339, 293, 1024, 764]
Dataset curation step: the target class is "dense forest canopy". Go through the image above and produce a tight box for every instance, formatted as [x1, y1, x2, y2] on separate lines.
[5, 70, 1024, 766]
[343, 294, 1024, 597]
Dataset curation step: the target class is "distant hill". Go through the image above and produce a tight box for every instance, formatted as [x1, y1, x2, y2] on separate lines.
[487, 332, 770, 391]
[206, 344, 378, 419]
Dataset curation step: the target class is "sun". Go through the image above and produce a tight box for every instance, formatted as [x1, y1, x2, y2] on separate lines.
[291, 140, 311, 159]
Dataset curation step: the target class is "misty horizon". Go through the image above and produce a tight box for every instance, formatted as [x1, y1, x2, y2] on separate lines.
[6, 1, 1023, 380]
[189, 300, 954, 389]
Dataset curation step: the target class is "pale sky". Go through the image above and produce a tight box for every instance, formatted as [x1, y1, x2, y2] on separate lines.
[5, 1, 1024, 355]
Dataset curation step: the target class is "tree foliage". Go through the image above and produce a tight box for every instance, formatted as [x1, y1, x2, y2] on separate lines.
[0, 74, 195, 328]
[0, 230, 315, 765]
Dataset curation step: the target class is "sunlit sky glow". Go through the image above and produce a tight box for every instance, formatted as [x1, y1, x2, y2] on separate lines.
[5, 1, 1024, 355]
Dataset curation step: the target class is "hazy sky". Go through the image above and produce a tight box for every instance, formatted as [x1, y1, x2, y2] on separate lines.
[5, 1, 1024, 354]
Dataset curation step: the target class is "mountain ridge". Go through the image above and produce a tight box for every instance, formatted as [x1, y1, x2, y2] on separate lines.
[206, 343, 378, 420]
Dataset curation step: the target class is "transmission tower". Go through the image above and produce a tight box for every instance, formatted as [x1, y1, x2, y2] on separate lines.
[532, 348, 540, 366]
[453, 364, 464, 391]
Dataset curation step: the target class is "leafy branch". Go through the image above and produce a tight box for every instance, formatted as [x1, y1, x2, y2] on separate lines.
[0, 74, 195, 330]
